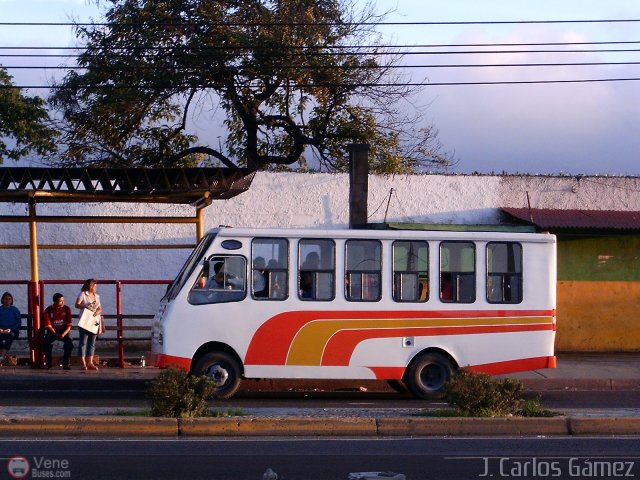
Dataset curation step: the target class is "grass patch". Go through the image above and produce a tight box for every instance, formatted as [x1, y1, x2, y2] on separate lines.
[419, 408, 462, 417]
[205, 408, 247, 417]
[105, 408, 151, 417]
[519, 398, 559, 417]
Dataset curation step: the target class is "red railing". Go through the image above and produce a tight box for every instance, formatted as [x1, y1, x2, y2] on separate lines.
[0, 279, 171, 368]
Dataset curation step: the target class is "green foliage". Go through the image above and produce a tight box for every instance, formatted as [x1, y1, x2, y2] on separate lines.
[148, 367, 215, 418]
[50, 0, 452, 173]
[445, 369, 525, 417]
[107, 408, 151, 416]
[0, 68, 57, 163]
[519, 398, 558, 417]
[207, 408, 247, 418]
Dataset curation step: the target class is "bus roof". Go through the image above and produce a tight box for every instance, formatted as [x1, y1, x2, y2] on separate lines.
[208, 226, 556, 243]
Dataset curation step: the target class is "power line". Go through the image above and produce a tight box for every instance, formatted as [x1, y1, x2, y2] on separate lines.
[0, 48, 640, 58]
[3, 48, 640, 60]
[3, 39, 640, 51]
[4, 77, 640, 89]
[5, 61, 640, 70]
[2, 19, 640, 26]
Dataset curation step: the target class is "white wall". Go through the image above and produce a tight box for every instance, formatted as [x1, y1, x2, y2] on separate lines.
[2, 172, 639, 329]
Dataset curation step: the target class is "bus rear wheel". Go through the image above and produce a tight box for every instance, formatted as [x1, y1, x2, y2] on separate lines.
[192, 352, 242, 400]
[405, 352, 454, 400]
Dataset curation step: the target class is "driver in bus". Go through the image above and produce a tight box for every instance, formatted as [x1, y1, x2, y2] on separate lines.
[210, 261, 243, 291]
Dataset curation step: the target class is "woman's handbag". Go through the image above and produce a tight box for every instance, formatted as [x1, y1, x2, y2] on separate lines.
[78, 308, 100, 334]
[98, 315, 106, 335]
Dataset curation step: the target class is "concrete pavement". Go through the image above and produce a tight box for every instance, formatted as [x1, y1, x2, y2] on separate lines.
[1, 353, 639, 437]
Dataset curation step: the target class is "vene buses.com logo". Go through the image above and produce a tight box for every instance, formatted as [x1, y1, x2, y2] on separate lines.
[7, 456, 30, 479]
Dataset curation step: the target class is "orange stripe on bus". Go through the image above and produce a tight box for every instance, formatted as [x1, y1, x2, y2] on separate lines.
[320, 323, 554, 366]
[244, 309, 555, 366]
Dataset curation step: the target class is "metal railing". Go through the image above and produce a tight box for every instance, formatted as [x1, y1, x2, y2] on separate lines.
[0, 278, 171, 368]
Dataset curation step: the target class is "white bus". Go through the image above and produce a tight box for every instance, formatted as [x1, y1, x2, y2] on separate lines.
[149, 226, 556, 399]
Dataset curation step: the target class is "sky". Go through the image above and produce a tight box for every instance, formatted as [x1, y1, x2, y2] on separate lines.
[1, 0, 639, 175]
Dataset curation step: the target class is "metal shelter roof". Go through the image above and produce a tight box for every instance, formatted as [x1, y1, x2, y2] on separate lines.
[501, 208, 640, 232]
[0, 167, 256, 204]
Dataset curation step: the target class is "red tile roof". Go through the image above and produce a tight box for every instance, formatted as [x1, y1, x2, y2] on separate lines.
[501, 208, 640, 230]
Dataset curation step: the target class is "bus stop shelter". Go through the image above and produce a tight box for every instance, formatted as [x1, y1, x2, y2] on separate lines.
[0, 166, 255, 367]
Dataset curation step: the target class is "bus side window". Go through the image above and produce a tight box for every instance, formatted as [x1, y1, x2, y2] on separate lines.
[393, 240, 429, 303]
[252, 238, 289, 300]
[440, 241, 476, 303]
[345, 239, 382, 302]
[487, 242, 523, 304]
[188, 256, 247, 305]
[298, 239, 336, 301]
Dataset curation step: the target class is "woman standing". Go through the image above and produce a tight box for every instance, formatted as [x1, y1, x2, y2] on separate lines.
[75, 279, 103, 370]
[0, 292, 21, 365]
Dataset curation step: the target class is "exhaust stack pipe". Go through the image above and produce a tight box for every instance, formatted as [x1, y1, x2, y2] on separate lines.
[348, 144, 370, 229]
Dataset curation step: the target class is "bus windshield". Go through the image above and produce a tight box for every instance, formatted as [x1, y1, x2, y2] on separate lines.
[163, 233, 216, 301]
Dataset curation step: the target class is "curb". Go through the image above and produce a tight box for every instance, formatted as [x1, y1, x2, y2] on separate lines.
[376, 416, 569, 436]
[1, 416, 639, 437]
[0, 417, 177, 437]
[179, 417, 377, 436]
[569, 417, 640, 435]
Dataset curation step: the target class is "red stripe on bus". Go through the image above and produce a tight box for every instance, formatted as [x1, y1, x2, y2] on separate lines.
[321, 324, 554, 366]
[244, 309, 555, 365]
[367, 355, 556, 381]
[149, 352, 191, 370]
[468, 355, 557, 375]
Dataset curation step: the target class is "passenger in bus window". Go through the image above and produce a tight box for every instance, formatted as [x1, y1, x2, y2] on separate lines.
[299, 252, 319, 299]
[253, 257, 268, 298]
[299, 271, 313, 299]
[266, 260, 285, 299]
[440, 274, 453, 302]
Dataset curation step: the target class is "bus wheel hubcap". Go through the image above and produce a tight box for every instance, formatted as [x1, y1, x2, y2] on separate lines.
[207, 364, 229, 386]
[422, 364, 445, 389]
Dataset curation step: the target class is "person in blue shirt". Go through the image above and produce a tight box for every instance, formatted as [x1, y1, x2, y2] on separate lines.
[0, 291, 21, 365]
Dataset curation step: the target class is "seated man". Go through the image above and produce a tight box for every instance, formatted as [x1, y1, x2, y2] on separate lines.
[42, 293, 74, 370]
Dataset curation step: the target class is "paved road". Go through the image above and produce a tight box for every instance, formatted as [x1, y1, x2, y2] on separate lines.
[2, 437, 640, 480]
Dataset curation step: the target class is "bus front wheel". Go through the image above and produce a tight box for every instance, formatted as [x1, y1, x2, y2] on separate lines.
[405, 352, 454, 400]
[193, 352, 242, 400]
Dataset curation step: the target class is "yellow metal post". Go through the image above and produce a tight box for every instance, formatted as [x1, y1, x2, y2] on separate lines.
[28, 198, 44, 367]
[196, 207, 205, 241]
[28, 199, 39, 284]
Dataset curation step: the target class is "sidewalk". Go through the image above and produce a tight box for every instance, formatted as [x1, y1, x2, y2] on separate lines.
[1, 353, 639, 437]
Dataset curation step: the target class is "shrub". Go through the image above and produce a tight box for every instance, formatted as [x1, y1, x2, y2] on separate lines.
[148, 367, 215, 418]
[445, 369, 524, 417]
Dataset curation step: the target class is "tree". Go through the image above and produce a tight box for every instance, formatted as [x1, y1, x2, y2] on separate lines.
[51, 0, 451, 173]
[0, 68, 57, 164]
